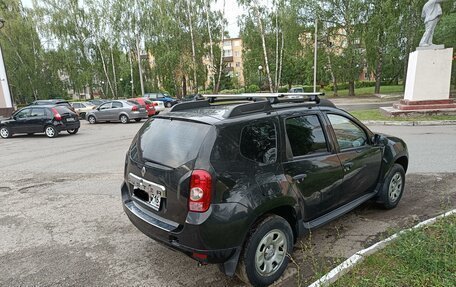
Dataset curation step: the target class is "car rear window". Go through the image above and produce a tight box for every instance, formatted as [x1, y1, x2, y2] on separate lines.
[127, 100, 140, 106]
[54, 106, 74, 114]
[138, 118, 212, 168]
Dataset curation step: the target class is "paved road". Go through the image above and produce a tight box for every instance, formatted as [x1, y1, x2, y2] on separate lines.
[0, 121, 455, 286]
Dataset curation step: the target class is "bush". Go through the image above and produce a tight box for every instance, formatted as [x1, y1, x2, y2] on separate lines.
[278, 86, 288, 93]
[245, 84, 260, 93]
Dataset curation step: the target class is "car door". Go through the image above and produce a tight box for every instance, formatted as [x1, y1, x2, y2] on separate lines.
[29, 108, 47, 133]
[111, 101, 124, 120]
[11, 108, 32, 133]
[325, 113, 382, 205]
[97, 102, 112, 121]
[281, 112, 344, 221]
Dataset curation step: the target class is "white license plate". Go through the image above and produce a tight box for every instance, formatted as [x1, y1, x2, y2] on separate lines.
[66, 118, 75, 122]
[128, 173, 166, 211]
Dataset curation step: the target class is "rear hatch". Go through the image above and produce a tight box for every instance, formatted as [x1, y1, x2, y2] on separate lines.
[127, 100, 147, 113]
[54, 106, 79, 123]
[127, 118, 213, 225]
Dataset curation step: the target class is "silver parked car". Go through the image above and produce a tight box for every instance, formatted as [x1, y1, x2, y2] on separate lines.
[85, 100, 148, 124]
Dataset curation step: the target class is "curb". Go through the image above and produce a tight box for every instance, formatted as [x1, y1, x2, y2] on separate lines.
[362, 120, 456, 126]
[307, 209, 456, 287]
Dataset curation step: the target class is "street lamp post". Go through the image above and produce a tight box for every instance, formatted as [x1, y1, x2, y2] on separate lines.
[0, 17, 14, 116]
[258, 65, 263, 91]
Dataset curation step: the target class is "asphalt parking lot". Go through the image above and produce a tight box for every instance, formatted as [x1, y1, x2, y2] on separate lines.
[1, 120, 455, 286]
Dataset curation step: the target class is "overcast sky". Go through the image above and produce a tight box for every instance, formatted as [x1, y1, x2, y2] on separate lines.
[21, 0, 245, 38]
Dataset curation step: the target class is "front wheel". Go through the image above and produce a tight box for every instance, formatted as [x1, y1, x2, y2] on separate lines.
[378, 163, 405, 209]
[120, 114, 129, 124]
[236, 215, 293, 286]
[67, 128, 79, 135]
[88, 115, 96, 124]
[0, 127, 11, 138]
[45, 126, 58, 138]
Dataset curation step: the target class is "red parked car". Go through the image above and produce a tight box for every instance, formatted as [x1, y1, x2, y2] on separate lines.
[129, 98, 156, 117]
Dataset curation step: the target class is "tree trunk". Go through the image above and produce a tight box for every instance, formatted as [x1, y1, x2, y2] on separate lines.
[252, 0, 273, 92]
[278, 32, 284, 91]
[215, 0, 226, 93]
[96, 43, 116, 98]
[348, 80, 355, 97]
[374, 32, 384, 94]
[205, 0, 215, 90]
[129, 50, 135, 97]
[135, 35, 145, 97]
[182, 75, 187, 97]
[274, 0, 279, 92]
[111, 47, 118, 98]
[326, 52, 338, 96]
[186, 0, 198, 93]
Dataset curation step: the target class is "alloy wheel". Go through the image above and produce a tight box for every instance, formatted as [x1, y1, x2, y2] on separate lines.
[0, 127, 9, 138]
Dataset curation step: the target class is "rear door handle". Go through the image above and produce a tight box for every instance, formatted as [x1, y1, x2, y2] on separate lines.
[293, 174, 307, 183]
[343, 162, 354, 172]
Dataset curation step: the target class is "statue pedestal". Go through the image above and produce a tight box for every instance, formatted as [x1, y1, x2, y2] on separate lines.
[380, 47, 455, 117]
[404, 47, 453, 101]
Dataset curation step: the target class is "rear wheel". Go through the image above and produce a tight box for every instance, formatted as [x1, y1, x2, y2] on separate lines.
[0, 127, 11, 138]
[378, 163, 405, 209]
[45, 125, 58, 138]
[135, 118, 141, 122]
[88, 115, 96, 124]
[236, 215, 293, 286]
[120, 114, 129, 124]
[67, 128, 79, 135]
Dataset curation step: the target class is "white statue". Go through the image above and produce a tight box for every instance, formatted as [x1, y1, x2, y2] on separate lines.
[419, 0, 446, 47]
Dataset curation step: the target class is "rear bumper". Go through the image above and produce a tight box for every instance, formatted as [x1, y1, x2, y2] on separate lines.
[55, 121, 80, 132]
[121, 182, 239, 264]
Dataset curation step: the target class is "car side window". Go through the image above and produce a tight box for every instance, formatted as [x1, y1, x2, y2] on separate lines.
[30, 108, 45, 118]
[99, 103, 111, 110]
[286, 115, 328, 157]
[73, 103, 81, 108]
[112, 101, 123, 108]
[327, 114, 368, 150]
[240, 121, 277, 165]
[15, 109, 31, 119]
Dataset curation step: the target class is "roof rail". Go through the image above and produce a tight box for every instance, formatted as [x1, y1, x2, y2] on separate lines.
[202, 92, 324, 104]
[169, 100, 210, 112]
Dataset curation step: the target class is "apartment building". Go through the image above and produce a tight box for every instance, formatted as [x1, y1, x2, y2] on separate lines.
[222, 37, 245, 86]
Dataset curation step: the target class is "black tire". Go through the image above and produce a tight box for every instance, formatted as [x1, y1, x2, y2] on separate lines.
[67, 128, 79, 135]
[45, 125, 58, 138]
[378, 163, 405, 209]
[0, 126, 11, 138]
[79, 112, 86, 119]
[120, 114, 129, 124]
[165, 102, 172, 108]
[88, 115, 96, 124]
[135, 118, 141, 122]
[236, 215, 293, 287]
[155, 111, 160, 115]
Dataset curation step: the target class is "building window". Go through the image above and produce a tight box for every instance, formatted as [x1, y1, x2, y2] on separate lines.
[236, 62, 241, 67]
[234, 51, 240, 57]
[224, 50, 232, 57]
[223, 41, 231, 47]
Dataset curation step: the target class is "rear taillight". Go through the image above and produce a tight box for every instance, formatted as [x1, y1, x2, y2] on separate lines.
[131, 105, 138, 111]
[51, 108, 62, 121]
[189, 170, 212, 213]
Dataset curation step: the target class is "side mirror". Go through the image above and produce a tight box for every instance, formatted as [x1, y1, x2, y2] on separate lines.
[372, 134, 381, 145]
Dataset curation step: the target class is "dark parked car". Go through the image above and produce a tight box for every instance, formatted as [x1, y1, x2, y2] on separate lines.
[30, 99, 75, 112]
[144, 92, 179, 108]
[0, 105, 80, 138]
[121, 95, 408, 286]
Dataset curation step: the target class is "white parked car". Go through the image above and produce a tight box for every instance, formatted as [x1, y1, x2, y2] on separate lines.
[71, 102, 96, 118]
[150, 100, 165, 114]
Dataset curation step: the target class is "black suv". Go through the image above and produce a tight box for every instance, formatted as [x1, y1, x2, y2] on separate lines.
[0, 105, 80, 138]
[121, 95, 408, 286]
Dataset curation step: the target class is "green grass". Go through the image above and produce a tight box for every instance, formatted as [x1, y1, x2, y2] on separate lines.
[350, 109, 456, 121]
[327, 85, 404, 97]
[332, 214, 456, 287]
